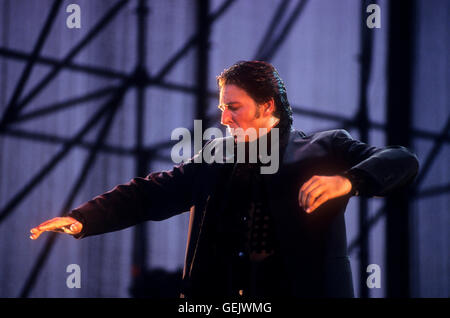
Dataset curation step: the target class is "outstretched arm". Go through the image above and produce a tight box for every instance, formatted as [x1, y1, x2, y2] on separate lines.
[30, 159, 200, 240]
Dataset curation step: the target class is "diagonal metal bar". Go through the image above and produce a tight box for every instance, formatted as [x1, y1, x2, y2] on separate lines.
[0, 128, 135, 156]
[293, 104, 450, 143]
[2, 114, 221, 158]
[0, 126, 180, 162]
[0, 107, 107, 223]
[291, 104, 355, 124]
[153, 0, 236, 81]
[10, 0, 129, 119]
[0, 46, 225, 98]
[0, 82, 130, 224]
[12, 85, 118, 123]
[0, 45, 224, 98]
[1, 0, 62, 128]
[415, 183, 450, 199]
[19, 97, 123, 298]
[0, 47, 129, 80]
[142, 114, 220, 154]
[258, 0, 309, 61]
[12, 103, 444, 155]
[414, 127, 450, 143]
[411, 115, 450, 186]
[152, 36, 199, 82]
[349, 116, 450, 254]
[254, 0, 290, 59]
[149, 78, 219, 98]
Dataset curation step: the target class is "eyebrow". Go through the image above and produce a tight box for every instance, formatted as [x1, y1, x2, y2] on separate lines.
[218, 101, 241, 109]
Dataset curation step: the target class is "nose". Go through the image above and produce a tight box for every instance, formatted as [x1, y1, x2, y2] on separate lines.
[220, 108, 233, 126]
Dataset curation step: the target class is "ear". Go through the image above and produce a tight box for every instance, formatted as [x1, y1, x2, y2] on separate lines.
[263, 98, 276, 117]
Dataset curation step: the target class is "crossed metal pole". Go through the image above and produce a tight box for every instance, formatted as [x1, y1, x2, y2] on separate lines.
[0, 0, 239, 297]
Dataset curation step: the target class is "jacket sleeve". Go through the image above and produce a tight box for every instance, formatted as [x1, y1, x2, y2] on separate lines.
[332, 129, 419, 197]
[68, 155, 201, 239]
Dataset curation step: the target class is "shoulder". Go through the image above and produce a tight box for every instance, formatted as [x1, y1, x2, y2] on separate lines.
[290, 128, 353, 143]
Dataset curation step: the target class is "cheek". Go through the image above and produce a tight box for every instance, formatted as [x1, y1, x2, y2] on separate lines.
[230, 112, 241, 124]
[233, 109, 252, 123]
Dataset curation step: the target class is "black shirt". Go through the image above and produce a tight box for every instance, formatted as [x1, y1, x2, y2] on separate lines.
[214, 132, 289, 297]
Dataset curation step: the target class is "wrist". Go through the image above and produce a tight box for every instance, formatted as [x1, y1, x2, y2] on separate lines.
[340, 169, 363, 196]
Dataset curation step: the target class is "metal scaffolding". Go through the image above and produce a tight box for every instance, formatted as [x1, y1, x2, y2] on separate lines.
[0, 0, 448, 298]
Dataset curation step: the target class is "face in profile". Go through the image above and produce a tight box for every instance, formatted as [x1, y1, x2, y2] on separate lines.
[218, 84, 278, 142]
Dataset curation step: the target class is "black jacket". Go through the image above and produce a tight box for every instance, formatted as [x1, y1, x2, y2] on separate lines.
[69, 129, 419, 298]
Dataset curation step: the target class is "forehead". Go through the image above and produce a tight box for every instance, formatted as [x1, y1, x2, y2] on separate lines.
[219, 84, 254, 104]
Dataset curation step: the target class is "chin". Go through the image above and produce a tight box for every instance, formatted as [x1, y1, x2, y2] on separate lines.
[227, 126, 236, 136]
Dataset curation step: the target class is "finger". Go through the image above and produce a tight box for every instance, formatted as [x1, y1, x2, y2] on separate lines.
[30, 226, 62, 239]
[32, 222, 56, 233]
[50, 228, 66, 233]
[300, 176, 319, 194]
[37, 219, 73, 232]
[30, 227, 42, 235]
[69, 222, 81, 234]
[34, 218, 60, 230]
[30, 217, 71, 240]
[30, 225, 46, 239]
[305, 184, 325, 211]
[61, 223, 81, 235]
[299, 177, 321, 208]
[301, 182, 322, 210]
[299, 178, 315, 207]
[31, 220, 64, 239]
[30, 229, 42, 240]
[307, 192, 330, 213]
[61, 226, 74, 234]
[30, 225, 46, 236]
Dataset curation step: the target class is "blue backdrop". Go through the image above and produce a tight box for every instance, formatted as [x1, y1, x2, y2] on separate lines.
[0, 0, 448, 297]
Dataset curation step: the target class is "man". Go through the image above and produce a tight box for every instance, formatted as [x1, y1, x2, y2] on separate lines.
[30, 61, 419, 297]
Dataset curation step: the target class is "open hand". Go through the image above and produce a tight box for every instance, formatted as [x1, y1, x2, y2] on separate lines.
[30, 217, 82, 240]
[299, 175, 352, 214]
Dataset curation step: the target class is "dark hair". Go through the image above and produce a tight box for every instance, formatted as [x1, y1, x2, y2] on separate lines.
[217, 60, 293, 132]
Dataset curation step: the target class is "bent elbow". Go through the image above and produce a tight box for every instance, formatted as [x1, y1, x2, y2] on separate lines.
[395, 146, 420, 185]
[408, 152, 420, 184]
